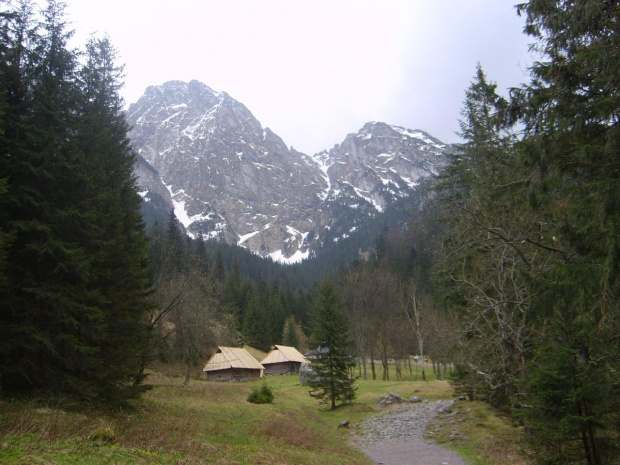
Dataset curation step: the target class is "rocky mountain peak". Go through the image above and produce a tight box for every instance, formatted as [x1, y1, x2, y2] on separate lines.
[312, 121, 447, 213]
[129, 80, 449, 263]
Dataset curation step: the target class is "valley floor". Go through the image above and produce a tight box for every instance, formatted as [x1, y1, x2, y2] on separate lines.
[0, 370, 529, 464]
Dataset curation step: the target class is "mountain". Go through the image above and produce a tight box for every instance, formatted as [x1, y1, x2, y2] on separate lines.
[127, 80, 449, 263]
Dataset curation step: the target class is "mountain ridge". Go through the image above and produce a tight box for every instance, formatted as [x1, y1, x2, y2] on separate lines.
[128, 80, 450, 263]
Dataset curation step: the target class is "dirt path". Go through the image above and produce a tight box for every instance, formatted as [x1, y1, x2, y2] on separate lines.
[351, 400, 466, 465]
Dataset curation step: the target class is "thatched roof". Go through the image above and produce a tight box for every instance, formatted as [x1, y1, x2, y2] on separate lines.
[261, 345, 308, 365]
[203, 346, 264, 372]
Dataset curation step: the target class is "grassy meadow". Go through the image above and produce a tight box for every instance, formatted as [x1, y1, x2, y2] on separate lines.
[0, 363, 529, 465]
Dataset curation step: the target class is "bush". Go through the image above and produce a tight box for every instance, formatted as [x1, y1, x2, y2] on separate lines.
[247, 384, 274, 404]
[448, 364, 476, 401]
[88, 427, 116, 444]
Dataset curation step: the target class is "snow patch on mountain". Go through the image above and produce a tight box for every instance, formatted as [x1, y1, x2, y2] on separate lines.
[269, 248, 310, 264]
[238, 230, 260, 245]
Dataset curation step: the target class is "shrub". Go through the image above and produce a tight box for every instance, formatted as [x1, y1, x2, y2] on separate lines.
[247, 384, 274, 404]
[88, 426, 116, 444]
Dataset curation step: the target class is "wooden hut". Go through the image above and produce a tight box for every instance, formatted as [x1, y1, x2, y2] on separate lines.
[261, 345, 308, 375]
[203, 346, 264, 382]
[303, 346, 329, 360]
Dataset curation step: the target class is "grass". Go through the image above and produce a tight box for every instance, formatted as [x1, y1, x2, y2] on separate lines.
[427, 398, 531, 465]
[0, 367, 529, 464]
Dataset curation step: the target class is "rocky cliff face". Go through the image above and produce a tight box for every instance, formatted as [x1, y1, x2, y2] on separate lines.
[127, 80, 449, 263]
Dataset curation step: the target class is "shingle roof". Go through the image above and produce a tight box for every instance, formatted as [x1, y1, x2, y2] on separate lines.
[203, 346, 264, 372]
[261, 345, 308, 365]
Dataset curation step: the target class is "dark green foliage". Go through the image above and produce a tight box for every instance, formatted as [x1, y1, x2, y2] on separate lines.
[508, 2, 620, 463]
[247, 383, 274, 404]
[0, 1, 151, 402]
[281, 316, 300, 348]
[213, 248, 225, 282]
[165, 209, 186, 274]
[143, 227, 315, 360]
[307, 274, 356, 409]
[436, 64, 534, 407]
[0, 177, 11, 291]
[241, 291, 271, 352]
[435, 2, 620, 463]
[448, 364, 483, 402]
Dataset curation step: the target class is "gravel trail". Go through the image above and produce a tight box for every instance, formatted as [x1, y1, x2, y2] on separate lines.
[351, 400, 466, 465]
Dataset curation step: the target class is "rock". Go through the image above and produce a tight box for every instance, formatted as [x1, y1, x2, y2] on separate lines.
[128, 82, 451, 263]
[299, 362, 316, 385]
[378, 392, 405, 407]
[409, 396, 422, 403]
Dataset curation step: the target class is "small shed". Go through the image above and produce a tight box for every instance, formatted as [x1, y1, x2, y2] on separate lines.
[304, 346, 329, 360]
[261, 345, 308, 375]
[203, 346, 264, 382]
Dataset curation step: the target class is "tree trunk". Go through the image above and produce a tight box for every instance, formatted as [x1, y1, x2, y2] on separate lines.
[183, 363, 192, 385]
[369, 345, 376, 380]
[361, 342, 367, 380]
[580, 400, 601, 465]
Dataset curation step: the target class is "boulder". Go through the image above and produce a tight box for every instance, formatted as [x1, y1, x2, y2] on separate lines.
[299, 362, 316, 385]
[378, 392, 405, 407]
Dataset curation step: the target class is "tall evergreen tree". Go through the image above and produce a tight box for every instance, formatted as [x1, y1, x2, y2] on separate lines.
[213, 247, 225, 282]
[242, 288, 270, 352]
[165, 208, 186, 274]
[437, 65, 536, 405]
[308, 274, 356, 409]
[0, 0, 104, 396]
[281, 316, 300, 348]
[76, 34, 152, 399]
[194, 232, 209, 276]
[508, 2, 620, 463]
[0, 2, 152, 401]
[222, 252, 243, 324]
[267, 282, 286, 344]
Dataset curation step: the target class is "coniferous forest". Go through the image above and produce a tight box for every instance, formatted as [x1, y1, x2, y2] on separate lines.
[1, 1, 619, 464]
[0, 0, 152, 402]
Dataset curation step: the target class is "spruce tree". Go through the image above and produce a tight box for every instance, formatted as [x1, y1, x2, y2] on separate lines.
[509, 2, 620, 462]
[281, 316, 300, 348]
[242, 289, 270, 352]
[436, 65, 536, 405]
[0, 0, 105, 396]
[308, 274, 356, 409]
[222, 252, 242, 325]
[76, 35, 152, 399]
[0, 2, 152, 401]
[194, 232, 209, 276]
[213, 247, 225, 281]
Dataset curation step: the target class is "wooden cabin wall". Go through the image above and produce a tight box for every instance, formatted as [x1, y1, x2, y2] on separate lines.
[206, 368, 262, 382]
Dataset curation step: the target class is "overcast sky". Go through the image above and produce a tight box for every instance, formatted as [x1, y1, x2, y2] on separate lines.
[65, 1, 534, 155]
